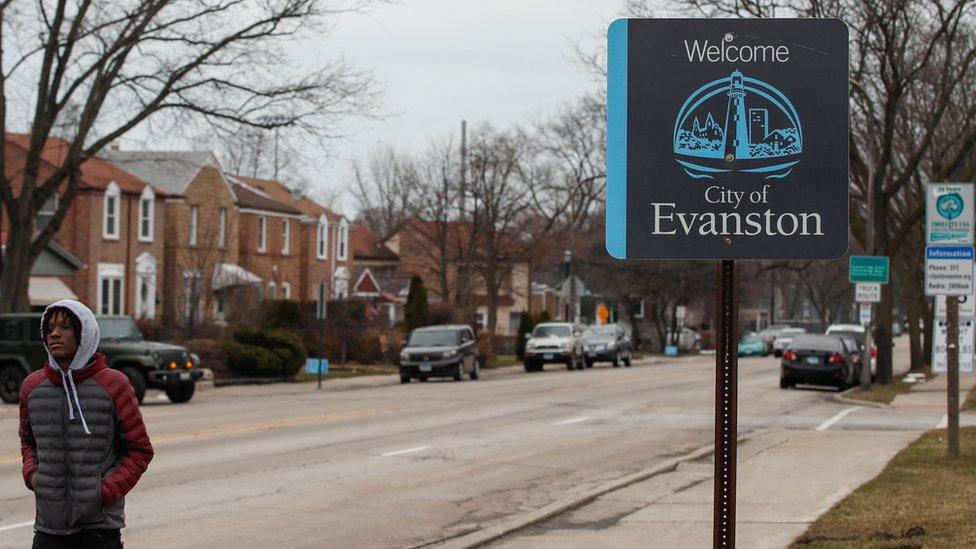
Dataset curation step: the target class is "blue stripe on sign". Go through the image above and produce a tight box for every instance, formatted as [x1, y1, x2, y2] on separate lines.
[605, 19, 628, 259]
[926, 246, 975, 260]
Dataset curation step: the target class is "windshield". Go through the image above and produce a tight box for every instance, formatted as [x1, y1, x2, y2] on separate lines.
[534, 325, 571, 338]
[583, 327, 616, 339]
[96, 318, 143, 341]
[790, 335, 843, 352]
[740, 336, 761, 344]
[779, 328, 805, 337]
[408, 330, 458, 347]
[827, 330, 865, 345]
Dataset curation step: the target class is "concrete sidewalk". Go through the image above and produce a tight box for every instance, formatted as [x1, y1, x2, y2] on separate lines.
[489, 429, 919, 549]
[890, 370, 976, 412]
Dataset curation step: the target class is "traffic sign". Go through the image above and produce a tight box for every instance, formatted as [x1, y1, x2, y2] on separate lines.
[926, 183, 974, 245]
[936, 293, 976, 319]
[305, 358, 329, 375]
[849, 255, 890, 284]
[855, 283, 881, 303]
[858, 303, 872, 326]
[933, 319, 975, 373]
[925, 246, 975, 296]
[605, 19, 849, 259]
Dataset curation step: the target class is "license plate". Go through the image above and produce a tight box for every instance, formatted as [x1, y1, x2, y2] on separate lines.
[587, 352, 597, 358]
[420, 363, 432, 372]
[544, 353, 554, 360]
[805, 356, 820, 365]
[179, 372, 190, 380]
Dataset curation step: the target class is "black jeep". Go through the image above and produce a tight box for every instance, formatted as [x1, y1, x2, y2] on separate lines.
[0, 314, 202, 405]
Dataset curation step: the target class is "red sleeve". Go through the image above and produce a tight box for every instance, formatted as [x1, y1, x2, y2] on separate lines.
[98, 370, 154, 506]
[19, 371, 45, 491]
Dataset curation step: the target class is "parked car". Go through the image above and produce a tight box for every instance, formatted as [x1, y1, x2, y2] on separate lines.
[581, 324, 632, 368]
[523, 322, 585, 372]
[780, 334, 857, 390]
[665, 326, 703, 352]
[757, 326, 787, 354]
[825, 324, 876, 377]
[737, 334, 768, 357]
[399, 324, 479, 383]
[772, 327, 806, 357]
[0, 314, 202, 405]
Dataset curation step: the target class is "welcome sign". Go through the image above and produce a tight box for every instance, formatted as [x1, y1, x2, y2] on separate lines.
[606, 19, 849, 259]
[926, 183, 974, 245]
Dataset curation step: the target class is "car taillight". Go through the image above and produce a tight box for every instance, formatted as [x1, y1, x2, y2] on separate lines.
[783, 351, 798, 362]
[870, 346, 877, 358]
[828, 353, 844, 364]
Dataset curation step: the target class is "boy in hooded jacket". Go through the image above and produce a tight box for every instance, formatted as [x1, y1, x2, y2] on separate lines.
[19, 300, 154, 548]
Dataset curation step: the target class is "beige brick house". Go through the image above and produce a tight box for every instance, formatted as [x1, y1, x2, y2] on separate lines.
[4, 134, 166, 318]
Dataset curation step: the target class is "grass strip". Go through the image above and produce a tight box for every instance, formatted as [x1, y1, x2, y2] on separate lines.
[792, 427, 976, 548]
[843, 380, 915, 405]
[963, 383, 976, 412]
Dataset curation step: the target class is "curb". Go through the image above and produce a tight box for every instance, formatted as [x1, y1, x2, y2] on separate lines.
[438, 435, 751, 549]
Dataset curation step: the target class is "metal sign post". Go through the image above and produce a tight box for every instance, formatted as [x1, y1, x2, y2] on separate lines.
[714, 260, 738, 548]
[946, 296, 960, 457]
[850, 257, 888, 390]
[605, 19, 849, 548]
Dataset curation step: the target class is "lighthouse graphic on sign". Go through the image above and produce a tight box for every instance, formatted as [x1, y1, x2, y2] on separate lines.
[673, 70, 802, 180]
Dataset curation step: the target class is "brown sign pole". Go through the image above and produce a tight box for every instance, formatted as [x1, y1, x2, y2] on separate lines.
[947, 296, 960, 457]
[714, 259, 738, 548]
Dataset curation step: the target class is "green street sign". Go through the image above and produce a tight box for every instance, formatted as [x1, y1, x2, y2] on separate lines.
[849, 255, 889, 284]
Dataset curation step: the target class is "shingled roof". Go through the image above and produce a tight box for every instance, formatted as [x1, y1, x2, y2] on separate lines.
[101, 150, 218, 196]
[230, 182, 302, 216]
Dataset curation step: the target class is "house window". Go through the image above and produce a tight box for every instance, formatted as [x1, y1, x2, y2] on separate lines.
[282, 281, 291, 299]
[316, 216, 328, 259]
[316, 282, 327, 319]
[189, 205, 199, 246]
[134, 253, 157, 319]
[103, 182, 120, 240]
[218, 208, 227, 248]
[282, 219, 290, 255]
[97, 263, 125, 316]
[337, 219, 348, 261]
[138, 187, 154, 243]
[37, 194, 58, 230]
[258, 216, 267, 253]
[634, 298, 645, 319]
[268, 281, 277, 300]
[476, 311, 486, 330]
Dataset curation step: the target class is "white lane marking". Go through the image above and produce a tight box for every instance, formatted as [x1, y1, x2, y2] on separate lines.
[556, 416, 591, 426]
[381, 446, 431, 457]
[815, 406, 861, 432]
[0, 521, 34, 533]
[938, 414, 948, 429]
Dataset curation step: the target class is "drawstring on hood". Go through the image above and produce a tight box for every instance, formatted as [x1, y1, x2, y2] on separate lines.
[41, 300, 100, 435]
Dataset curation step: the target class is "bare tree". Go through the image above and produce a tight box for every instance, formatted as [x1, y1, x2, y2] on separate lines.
[352, 146, 419, 239]
[0, 0, 379, 312]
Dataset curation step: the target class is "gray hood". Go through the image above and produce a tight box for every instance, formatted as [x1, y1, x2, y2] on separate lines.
[41, 299, 100, 373]
[39, 299, 101, 435]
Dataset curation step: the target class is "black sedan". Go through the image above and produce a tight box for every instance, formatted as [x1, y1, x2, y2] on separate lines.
[779, 334, 857, 391]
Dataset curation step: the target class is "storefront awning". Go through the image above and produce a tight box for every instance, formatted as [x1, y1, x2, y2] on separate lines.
[212, 263, 262, 290]
[29, 276, 78, 306]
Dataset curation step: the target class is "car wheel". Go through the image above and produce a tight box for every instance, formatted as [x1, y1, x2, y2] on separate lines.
[0, 365, 25, 404]
[585, 360, 594, 369]
[419, 376, 429, 382]
[165, 382, 195, 404]
[122, 367, 147, 404]
[470, 360, 479, 381]
[566, 359, 575, 371]
[624, 354, 632, 367]
[453, 363, 463, 382]
[779, 377, 790, 389]
[523, 361, 535, 373]
[612, 352, 620, 368]
[400, 375, 410, 384]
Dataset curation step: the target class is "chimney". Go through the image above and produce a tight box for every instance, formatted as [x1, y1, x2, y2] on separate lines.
[110, 142, 120, 151]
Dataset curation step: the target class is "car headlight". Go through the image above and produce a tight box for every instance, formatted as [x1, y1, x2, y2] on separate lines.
[400, 351, 410, 361]
[442, 349, 458, 358]
[527, 341, 536, 350]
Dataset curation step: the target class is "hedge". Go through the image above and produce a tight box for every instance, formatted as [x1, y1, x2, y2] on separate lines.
[222, 341, 281, 377]
[232, 328, 308, 378]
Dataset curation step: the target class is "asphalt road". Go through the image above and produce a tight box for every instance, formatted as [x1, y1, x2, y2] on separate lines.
[0, 343, 941, 548]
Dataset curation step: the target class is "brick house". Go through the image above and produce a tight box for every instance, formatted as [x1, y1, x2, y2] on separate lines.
[234, 176, 352, 313]
[350, 222, 406, 325]
[4, 134, 166, 318]
[103, 150, 252, 326]
[385, 220, 531, 334]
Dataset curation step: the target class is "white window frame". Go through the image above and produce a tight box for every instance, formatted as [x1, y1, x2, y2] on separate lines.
[316, 282, 327, 319]
[37, 193, 59, 229]
[258, 216, 268, 253]
[282, 219, 290, 255]
[138, 187, 154, 243]
[316, 215, 329, 259]
[189, 204, 199, 246]
[268, 281, 277, 300]
[134, 253, 157, 319]
[103, 182, 121, 240]
[282, 281, 291, 299]
[97, 263, 125, 316]
[337, 218, 349, 261]
[218, 207, 227, 248]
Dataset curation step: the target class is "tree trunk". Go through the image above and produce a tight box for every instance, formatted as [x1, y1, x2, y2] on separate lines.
[922, 295, 934, 375]
[0, 226, 36, 313]
[907, 290, 923, 372]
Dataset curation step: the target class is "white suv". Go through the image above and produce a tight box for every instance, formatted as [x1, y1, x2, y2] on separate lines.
[523, 322, 585, 372]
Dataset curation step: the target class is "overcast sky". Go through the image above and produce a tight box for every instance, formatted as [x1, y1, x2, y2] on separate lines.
[305, 0, 629, 214]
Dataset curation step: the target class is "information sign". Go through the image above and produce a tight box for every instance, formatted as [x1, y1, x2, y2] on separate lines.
[925, 246, 975, 296]
[926, 183, 974, 245]
[933, 320, 975, 373]
[605, 19, 849, 259]
[849, 256, 889, 284]
[305, 358, 329, 375]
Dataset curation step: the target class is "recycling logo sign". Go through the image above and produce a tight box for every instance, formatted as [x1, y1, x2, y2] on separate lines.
[606, 19, 849, 260]
[927, 183, 973, 244]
